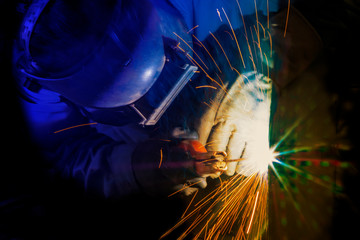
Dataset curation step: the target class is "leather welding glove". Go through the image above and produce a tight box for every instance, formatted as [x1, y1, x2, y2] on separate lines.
[195, 71, 272, 176]
[132, 139, 212, 196]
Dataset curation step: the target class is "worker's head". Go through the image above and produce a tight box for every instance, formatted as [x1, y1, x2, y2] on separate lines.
[14, 0, 195, 125]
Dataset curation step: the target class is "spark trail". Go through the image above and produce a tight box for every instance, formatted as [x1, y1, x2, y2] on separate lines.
[159, 1, 343, 239]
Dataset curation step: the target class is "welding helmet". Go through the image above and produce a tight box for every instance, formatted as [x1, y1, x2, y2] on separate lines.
[14, 0, 197, 126]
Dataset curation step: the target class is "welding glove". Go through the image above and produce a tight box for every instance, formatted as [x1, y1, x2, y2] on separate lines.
[132, 137, 215, 196]
[195, 71, 272, 176]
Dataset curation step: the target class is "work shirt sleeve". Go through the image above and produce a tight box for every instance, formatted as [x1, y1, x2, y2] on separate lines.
[19, 87, 142, 198]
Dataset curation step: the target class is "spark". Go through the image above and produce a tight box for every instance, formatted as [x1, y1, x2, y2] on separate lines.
[163, 146, 275, 239]
[196, 85, 217, 90]
[175, 43, 186, 53]
[192, 58, 230, 97]
[264, 52, 270, 79]
[173, 32, 209, 70]
[253, 0, 260, 41]
[246, 191, 260, 234]
[257, 21, 267, 39]
[249, 27, 258, 72]
[216, 8, 223, 22]
[284, 0, 291, 37]
[267, 31, 273, 57]
[159, 148, 163, 168]
[224, 30, 234, 40]
[187, 25, 199, 34]
[53, 122, 97, 134]
[236, 0, 248, 38]
[163, 1, 323, 238]
[182, 189, 198, 218]
[193, 34, 222, 73]
[210, 31, 233, 70]
[186, 52, 230, 97]
[202, 101, 218, 112]
[222, 7, 246, 68]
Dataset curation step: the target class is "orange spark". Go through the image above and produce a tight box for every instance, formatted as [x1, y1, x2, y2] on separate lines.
[224, 30, 234, 40]
[216, 8, 222, 22]
[159, 148, 163, 168]
[192, 34, 222, 73]
[176, 43, 186, 53]
[157, 139, 171, 142]
[186, 48, 229, 96]
[267, 31, 273, 57]
[185, 53, 209, 77]
[236, 0, 248, 37]
[202, 101, 218, 112]
[187, 25, 199, 34]
[181, 189, 198, 218]
[284, 0, 291, 37]
[253, 0, 260, 41]
[53, 122, 98, 134]
[173, 32, 209, 70]
[246, 190, 260, 234]
[264, 52, 270, 80]
[250, 26, 259, 71]
[196, 85, 217, 90]
[258, 21, 267, 38]
[163, 172, 269, 239]
[210, 31, 233, 70]
[222, 8, 246, 68]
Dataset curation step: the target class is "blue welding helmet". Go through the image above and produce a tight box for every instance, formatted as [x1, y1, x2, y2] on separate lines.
[14, 0, 197, 125]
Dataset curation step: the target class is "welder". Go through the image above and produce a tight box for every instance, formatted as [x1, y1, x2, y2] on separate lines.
[13, 0, 320, 198]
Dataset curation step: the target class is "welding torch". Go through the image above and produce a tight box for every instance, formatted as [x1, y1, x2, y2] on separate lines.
[178, 140, 244, 176]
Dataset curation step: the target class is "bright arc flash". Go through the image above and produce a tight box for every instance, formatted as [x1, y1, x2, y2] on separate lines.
[236, 146, 278, 177]
[255, 146, 278, 175]
[257, 147, 278, 174]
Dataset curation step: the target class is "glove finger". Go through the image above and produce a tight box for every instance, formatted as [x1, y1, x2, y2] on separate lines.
[235, 144, 252, 176]
[188, 177, 207, 189]
[174, 184, 199, 196]
[183, 187, 198, 196]
[206, 120, 233, 153]
[225, 131, 246, 176]
[195, 87, 227, 145]
[235, 143, 263, 176]
[195, 107, 217, 146]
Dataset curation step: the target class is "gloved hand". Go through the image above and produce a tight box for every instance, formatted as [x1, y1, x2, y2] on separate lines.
[195, 71, 272, 176]
[132, 138, 224, 196]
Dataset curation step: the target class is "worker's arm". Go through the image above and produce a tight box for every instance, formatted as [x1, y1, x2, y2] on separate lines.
[19, 87, 141, 198]
[19, 87, 217, 198]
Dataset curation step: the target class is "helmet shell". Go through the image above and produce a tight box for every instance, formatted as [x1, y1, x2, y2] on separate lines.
[16, 0, 192, 108]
